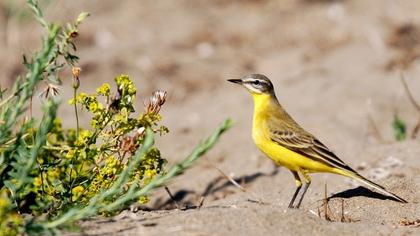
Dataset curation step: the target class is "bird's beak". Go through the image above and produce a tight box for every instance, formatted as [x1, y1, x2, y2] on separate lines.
[227, 79, 243, 84]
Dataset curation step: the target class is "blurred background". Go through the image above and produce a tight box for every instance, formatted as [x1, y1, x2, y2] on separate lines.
[1, 0, 420, 203]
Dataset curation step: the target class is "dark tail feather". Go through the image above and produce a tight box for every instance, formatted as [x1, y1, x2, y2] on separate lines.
[352, 174, 407, 203]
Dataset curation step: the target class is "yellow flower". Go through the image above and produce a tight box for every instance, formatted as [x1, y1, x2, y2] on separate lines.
[144, 169, 156, 178]
[105, 156, 118, 167]
[66, 149, 75, 159]
[0, 198, 8, 210]
[47, 168, 60, 179]
[96, 83, 111, 96]
[68, 98, 76, 105]
[75, 130, 92, 146]
[76, 92, 87, 103]
[33, 176, 42, 188]
[138, 195, 149, 204]
[72, 186, 85, 200]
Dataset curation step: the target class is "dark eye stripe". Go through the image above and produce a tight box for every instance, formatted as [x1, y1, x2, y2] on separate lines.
[253, 80, 267, 86]
[244, 79, 266, 85]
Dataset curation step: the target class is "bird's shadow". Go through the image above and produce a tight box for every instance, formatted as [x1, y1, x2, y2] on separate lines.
[329, 186, 400, 202]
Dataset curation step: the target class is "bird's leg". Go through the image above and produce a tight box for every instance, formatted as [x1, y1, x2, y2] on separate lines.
[295, 172, 311, 209]
[288, 171, 302, 208]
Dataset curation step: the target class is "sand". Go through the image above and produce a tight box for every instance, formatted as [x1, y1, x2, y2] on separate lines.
[1, 0, 419, 235]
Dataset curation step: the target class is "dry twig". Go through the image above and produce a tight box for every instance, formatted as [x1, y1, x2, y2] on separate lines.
[323, 183, 332, 221]
[197, 196, 205, 209]
[340, 199, 345, 222]
[399, 218, 420, 227]
[164, 186, 181, 210]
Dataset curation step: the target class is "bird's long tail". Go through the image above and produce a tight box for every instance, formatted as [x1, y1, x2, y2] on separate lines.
[342, 171, 407, 203]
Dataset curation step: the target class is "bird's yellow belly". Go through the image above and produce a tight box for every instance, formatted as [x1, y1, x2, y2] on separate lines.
[252, 126, 333, 173]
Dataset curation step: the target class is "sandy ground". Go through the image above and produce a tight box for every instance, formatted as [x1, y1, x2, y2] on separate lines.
[1, 0, 420, 235]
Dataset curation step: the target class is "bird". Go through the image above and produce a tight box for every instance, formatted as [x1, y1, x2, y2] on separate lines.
[228, 74, 407, 208]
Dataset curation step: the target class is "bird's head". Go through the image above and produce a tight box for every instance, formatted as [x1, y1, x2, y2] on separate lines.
[228, 74, 274, 95]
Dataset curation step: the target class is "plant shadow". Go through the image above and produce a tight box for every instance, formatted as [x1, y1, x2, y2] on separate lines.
[153, 168, 280, 209]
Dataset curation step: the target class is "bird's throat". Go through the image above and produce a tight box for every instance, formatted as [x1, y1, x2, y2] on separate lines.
[251, 93, 276, 136]
[251, 93, 276, 152]
[251, 93, 277, 117]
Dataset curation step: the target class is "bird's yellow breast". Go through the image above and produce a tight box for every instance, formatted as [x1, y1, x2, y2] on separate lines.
[251, 93, 335, 173]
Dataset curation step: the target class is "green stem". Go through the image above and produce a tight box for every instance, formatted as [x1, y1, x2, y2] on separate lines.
[69, 86, 80, 203]
[73, 87, 79, 138]
[87, 111, 113, 144]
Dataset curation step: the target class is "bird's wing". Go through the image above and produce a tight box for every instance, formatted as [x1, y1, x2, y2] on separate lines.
[268, 122, 356, 173]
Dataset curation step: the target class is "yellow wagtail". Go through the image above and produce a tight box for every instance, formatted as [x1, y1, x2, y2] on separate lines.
[228, 74, 407, 208]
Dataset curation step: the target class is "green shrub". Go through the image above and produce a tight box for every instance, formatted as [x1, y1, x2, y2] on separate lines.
[0, 1, 232, 235]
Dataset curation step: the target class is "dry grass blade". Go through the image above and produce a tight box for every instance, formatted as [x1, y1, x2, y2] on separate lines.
[412, 118, 420, 139]
[400, 73, 420, 112]
[203, 156, 246, 192]
[399, 73, 420, 138]
[316, 183, 334, 221]
[339, 199, 357, 223]
[367, 112, 385, 142]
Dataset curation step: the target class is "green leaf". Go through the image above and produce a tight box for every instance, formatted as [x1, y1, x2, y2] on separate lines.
[76, 12, 90, 26]
[0, 84, 6, 99]
[392, 115, 407, 141]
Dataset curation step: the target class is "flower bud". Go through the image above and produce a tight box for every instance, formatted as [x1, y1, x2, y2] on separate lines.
[72, 67, 81, 89]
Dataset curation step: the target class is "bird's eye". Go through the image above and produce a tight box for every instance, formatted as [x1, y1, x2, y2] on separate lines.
[253, 80, 260, 85]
